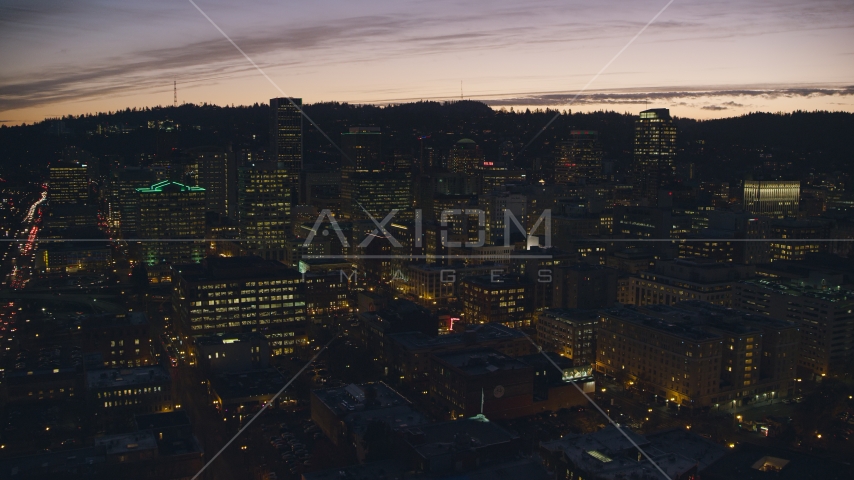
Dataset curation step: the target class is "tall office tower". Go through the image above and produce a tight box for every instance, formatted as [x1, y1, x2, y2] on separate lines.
[108, 167, 155, 237]
[270, 97, 303, 200]
[554, 130, 603, 183]
[173, 256, 307, 356]
[341, 127, 412, 220]
[498, 140, 516, 169]
[633, 108, 676, 205]
[342, 127, 383, 171]
[742, 180, 800, 218]
[189, 146, 236, 219]
[449, 139, 484, 175]
[238, 163, 291, 260]
[136, 181, 206, 266]
[49, 162, 89, 205]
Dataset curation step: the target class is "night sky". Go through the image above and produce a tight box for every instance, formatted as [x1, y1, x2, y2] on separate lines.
[1, 0, 853, 125]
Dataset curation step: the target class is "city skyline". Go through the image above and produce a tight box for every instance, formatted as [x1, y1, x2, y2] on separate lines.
[1, 0, 853, 125]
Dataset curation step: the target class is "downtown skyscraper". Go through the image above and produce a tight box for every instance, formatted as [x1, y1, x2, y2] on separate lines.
[270, 97, 303, 202]
[554, 130, 603, 184]
[632, 108, 676, 205]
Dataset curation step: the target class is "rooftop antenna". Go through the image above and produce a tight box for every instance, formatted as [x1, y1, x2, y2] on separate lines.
[461, 81, 463, 101]
[174, 80, 177, 108]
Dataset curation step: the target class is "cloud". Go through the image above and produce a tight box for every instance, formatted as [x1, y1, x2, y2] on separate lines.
[701, 105, 727, 111]
[477, 85, 854, 107]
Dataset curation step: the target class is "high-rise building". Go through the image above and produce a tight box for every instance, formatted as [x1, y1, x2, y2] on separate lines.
[49, 162, 89, 205]
[554, 130, 603, 183]
[449, 138, 484, 175]
[136, 180, 206, 266]
[189, 146, 236, 219]
[742, 180, 800, 218]
[633, 109, 676, 205]
[270, 97, 303, 199]
[340, 127, 411, 220]
[341, 126, 382, 171]
[733, 279, 854, 376]
[108, 167, 156, 237]
[237, 163, 291, 260]
[172, 256, 307, 356]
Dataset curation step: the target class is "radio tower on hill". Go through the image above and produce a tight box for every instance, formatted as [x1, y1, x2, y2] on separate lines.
[173, 81, 177, 107]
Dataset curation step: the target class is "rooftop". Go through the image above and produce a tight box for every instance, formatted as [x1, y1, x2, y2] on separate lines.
[94, 431, 158, 455]
[313, 382, 412, 418]
[136, 180, 205, 193]
[431, 348, 531, 376]
[702, 443, 851, 480]
[86, 366, 170, 390]
[602, 306, 720, 342]
[542, 426, 725, 480]
[388, 323, 525, 352]
[174, 255, 302, 282]
[209, 368, 285, 403]
[405, 417, 518, 460]
[740, 279, 853, 303]
[134, 411, 191, 431]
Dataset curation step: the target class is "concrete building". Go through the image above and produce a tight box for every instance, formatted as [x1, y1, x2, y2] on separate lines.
[733, 279, 854, 376]
[537, 309, 598, 364]
[172, 256, 307, 357]
[459, 274, 532, 327]
[195, 332, 269, 374]
[385, 324, 533, 386]
[80, 312, 154, 368]
[86, 366, 173, 414]
[270, 97, 303, 200]
[742, 180, 800, 218]
[596, 302, 799, 409]
[49, 161, 89, 205]
[633, 109, 677, 205]
[427, 348, 591, 419]
[136, 180, 206, 267]
[551, 264, 618, 310]
[555, 130, 603, 184]
[627, 259, 755, 307]
[541, 426, 726, 480]
[311, 382, 428, 461]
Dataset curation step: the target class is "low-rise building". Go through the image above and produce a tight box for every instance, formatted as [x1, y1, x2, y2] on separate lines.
[80, 312, 154, 368]
[310, 382, 428, 461]
[87, 366, 173, 413]
[733, 278, 854, 376]
[541, 426, 726, 480]
[386, 324, 533, 387]
[428, 348, 591, 419]
[596, 302, 799, 409]
[627, 259, 754, 307]
[195, 332, 269, 374]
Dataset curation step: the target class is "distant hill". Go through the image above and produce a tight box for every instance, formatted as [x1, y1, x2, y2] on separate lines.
[1, 102, 852, 187]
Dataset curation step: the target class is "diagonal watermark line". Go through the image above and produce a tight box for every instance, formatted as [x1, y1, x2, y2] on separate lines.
[187, 0, 355, 166]
[520, 0, 676, 154]
[519, 331, 671, 480]
[14, 238, 852, 243]
[190, 334, 340, 480]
